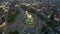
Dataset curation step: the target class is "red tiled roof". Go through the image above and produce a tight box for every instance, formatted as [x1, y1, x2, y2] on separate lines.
[56, 13, 60, 19]
[0, 22, 3, 25]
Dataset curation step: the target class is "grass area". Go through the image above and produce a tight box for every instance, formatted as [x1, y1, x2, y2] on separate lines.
[37, 14, 46, 20]
[21, 5, 37, 14]
[21, 5, 28, 10]
[15, 7, 20, 16]
[9, 31, 19, 34]
[41, 25, 47, 32]
[29, 8, 37, 14]
[0, 8, 4, 15]
[46, 20, 55, 27]
[44, 31, 48, 34]
[37, 14, 55, 27]
[7, 7, 20, 23]
[7, 14, 16, 23]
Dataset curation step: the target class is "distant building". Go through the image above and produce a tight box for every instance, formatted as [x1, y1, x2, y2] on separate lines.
[54, 12, 60, 21]
[0, 0, 4, 3]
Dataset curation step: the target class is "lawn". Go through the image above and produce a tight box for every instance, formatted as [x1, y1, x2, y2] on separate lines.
[41, 25, 47, 32]
[7, 7, 20, 23]
[9, 31, 19, 34]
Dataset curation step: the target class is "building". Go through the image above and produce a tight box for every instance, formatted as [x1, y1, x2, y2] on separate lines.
[24, 11, 35, 25]
[54, 12, 60, 21]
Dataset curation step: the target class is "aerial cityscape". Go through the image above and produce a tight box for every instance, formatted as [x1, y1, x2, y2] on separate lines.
[0, 0, 60, 34]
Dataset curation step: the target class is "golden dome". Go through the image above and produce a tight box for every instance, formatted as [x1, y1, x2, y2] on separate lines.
[27, 14, 32, 19]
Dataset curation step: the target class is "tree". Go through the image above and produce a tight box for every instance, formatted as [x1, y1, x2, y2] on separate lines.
[9, 30, 19, 34]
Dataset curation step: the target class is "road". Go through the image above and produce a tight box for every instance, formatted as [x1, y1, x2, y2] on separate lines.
[6, 5, 58, 34]
[19, 13, 44, 34]
[29, 5, 60, 34]
[32, 13, 44, 34]
[7, 7, 25, 33]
